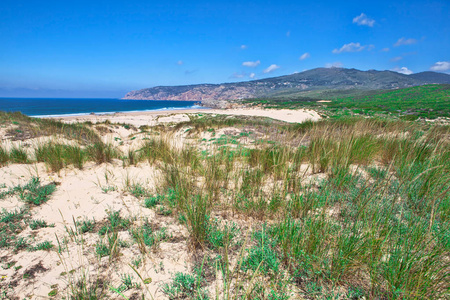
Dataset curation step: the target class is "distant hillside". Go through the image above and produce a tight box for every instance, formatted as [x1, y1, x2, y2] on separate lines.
[123, 68, 450, 101]
[251, 84, 450, 119]
[327, 84, 450, 119]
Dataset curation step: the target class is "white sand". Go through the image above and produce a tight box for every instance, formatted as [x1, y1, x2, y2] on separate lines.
[51, 108, 321, 127]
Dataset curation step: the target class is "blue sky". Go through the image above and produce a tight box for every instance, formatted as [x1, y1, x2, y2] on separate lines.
[0, 0, 449, 97]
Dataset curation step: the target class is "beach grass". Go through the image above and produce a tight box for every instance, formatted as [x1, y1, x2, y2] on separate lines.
[0, 110, 449, 299]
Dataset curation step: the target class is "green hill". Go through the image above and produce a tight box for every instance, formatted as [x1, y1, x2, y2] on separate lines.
[248, 84, 450, 119]
[329, 84, 450, 119]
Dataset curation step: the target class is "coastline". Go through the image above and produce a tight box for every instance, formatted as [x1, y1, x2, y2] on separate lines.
[31, 104, 206, 118]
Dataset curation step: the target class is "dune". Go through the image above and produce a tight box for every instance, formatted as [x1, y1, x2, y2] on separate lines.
[53, 107, 321, 127]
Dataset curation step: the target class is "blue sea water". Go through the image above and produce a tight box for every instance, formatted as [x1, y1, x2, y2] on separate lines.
[0, 98, 201, 117]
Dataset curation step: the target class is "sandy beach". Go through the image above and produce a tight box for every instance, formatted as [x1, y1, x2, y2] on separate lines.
[51, 107, 321, 127]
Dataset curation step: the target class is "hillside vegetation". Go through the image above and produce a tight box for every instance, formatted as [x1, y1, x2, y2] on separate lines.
[247, 84, 450, 119]
[326, 84, 450, 119]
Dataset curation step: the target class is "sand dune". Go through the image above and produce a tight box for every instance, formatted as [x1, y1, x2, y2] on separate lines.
[53, 108, 321, 127]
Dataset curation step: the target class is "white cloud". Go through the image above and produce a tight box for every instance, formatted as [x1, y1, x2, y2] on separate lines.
[286, 31, 291, 37]
[430, 61, 450, 72]
[391, 56, 403, 62]
[240, 45, 248, 50]
[299, 52, 310, 60]
[381, 48, 390, 52]
[394, 37, 417, 47]
[177, 60, 183, 65]
[392, 67, 413, 75]
[332, 42, 366, 54]
[325, 62, 343, 68]
[352, 13, 375, 27]
[263, 64, 280, 73]
[249, 73, 256, 79]
[242, 60, 260, 67]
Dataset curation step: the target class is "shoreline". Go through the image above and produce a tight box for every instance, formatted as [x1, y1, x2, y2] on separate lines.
[31, 104, 206, 118]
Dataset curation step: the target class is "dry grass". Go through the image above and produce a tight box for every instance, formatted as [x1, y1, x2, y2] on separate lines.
[0, 112, 449, 299]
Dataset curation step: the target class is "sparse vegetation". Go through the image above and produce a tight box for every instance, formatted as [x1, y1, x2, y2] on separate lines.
[152, 115, 450, 299]
[35, 143, 86, 171]
[0, 109, 449, 299]
[15, 177, 56, 206]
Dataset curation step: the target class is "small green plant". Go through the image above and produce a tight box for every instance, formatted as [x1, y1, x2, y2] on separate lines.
[129, 183, 148, 198]
[132, 257, 142, 268]
[30, 241, 53, 251]
[241, 230, 280, 276]
[67, 274, 107, 299]
[116, 273, 140, 292]
[98, 210, 131, 235]
[101, 185, 116, 193]
[29, 219, 54, 230]
[144, 194, 164, 208]
[162, 272, 207, 299]
[130, 221, 167, 253]
[0, 208, 27, 224]
[95, 241, 110, 257]
[206, 219, 239, 250]
[77, 218, 96, 233]
[14, 237, 29, 251]
[15, 177, 56, 206]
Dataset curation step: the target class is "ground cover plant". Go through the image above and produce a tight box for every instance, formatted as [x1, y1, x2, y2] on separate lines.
[0, 110, 449, 299]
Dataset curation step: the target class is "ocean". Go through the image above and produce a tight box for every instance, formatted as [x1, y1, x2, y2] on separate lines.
[0, 98, 201, 117]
